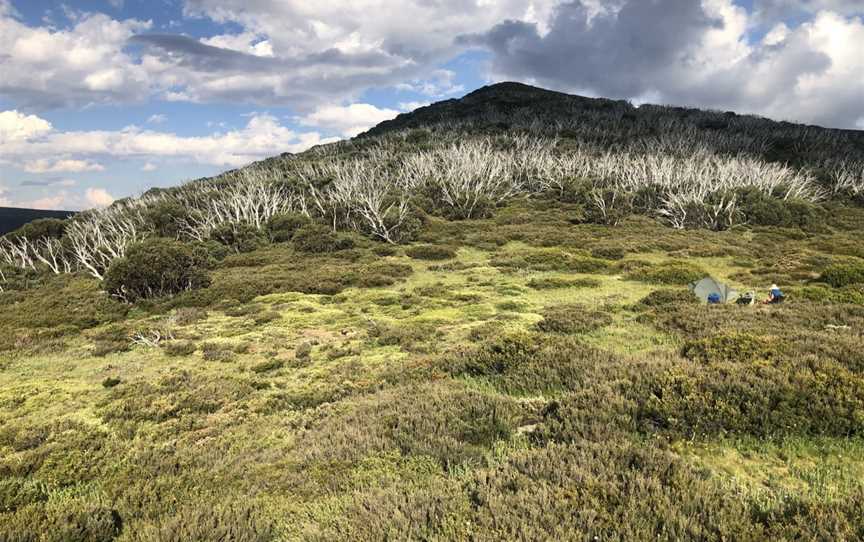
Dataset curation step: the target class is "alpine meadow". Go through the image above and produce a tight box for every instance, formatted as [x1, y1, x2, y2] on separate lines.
[2, 80, 864, 540]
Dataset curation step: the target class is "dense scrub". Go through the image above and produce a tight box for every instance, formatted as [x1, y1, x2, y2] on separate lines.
[3, 84, 864, 539]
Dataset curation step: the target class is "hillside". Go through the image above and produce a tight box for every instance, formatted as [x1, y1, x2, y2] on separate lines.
[0, 206, 75, 236]
[2, 84, 864, 540]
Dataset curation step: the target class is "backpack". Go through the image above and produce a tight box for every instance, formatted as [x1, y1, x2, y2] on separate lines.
[707, 293, 721, 304]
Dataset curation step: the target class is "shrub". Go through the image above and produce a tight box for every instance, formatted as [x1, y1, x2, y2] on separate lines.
[536, 304, 613, 334]
[103, 238, 211, 302]
[590, 246, 626, 260]
[405, 244, 457, 261]
[91, 325, 130, 357]
[251, 359, 283, 373]
[526, 277, 601, 290]
[102, 377, 122, 388]
[210, 222, 268, 253]
[625, 261, 705, 285]
[681, 332, 777, 364]
[164, 340, 197, 357]
[638, 288, 699, 308]
[144, 200, 188, 238]
[266, 212, 312, 242]
[292, 224, 354, 253]
[8, 218, 67, 241]
[820, 262, 864, 288]
[201, 342, 236, 362]
[736, 188, 825, 229]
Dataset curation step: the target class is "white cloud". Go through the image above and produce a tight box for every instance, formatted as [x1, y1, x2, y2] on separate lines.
[0, 11, 151, 109]
[142, 162, 158, 171]
[1, 110, 339, 168]
[85, 187, 115, 208]
[147, 114, 167, 124]
[0, 110, 53, 143]
[0, 182, 10, 206]
[299, 103, 400, 137]
[23, 158, 105, 173]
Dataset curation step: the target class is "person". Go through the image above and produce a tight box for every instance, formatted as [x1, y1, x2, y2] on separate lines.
[764, 284, 785, 304]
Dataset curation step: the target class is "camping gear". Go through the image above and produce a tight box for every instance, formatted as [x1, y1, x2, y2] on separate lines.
[707, 293, 721, 304]
[689, 277, 739, 304]
[736, 292, 756, 305]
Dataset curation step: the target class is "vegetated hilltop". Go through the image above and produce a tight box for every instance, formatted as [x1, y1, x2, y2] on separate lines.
[0, 206, 75, 236]
[2, 83, 864, 540]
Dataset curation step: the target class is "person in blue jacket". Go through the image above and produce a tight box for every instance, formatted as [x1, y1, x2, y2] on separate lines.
[764, 283, 785, 304]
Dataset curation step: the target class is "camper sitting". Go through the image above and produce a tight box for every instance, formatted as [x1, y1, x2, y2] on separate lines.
[764, 284, 785, 304]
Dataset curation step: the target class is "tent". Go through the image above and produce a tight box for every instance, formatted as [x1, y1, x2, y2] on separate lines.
[689, 277, 739, 304]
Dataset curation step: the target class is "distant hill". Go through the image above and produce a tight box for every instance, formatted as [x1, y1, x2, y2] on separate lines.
[0, 207, 75, 236]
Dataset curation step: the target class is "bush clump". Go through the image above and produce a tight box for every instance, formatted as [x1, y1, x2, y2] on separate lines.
[625, 261, 705, 285]
[526, 277, 601, 290]
[103, 238, 211, 302]
[164, 340, 197, 357]
[536, 304, 613, 334]
[405, 244, 457, 261]
[266, 212, 312, 242]
[681, 332, 777, 364]
[638, 288, 699, 308]
[292, 224, 354, 253]
[819, 262, 864, 288]
[210, 222, 268, 253]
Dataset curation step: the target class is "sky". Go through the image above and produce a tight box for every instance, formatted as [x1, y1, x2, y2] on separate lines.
[0, 0, 862, 211]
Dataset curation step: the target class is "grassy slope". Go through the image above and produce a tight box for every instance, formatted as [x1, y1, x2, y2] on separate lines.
[2, 198, 864, 540]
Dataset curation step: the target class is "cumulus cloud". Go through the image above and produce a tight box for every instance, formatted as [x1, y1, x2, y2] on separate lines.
[0, 109, 338, 168]
[85, 187, 115, 207]
[23, 159, 105, 174]
[141, 162, 157, 171]
[471, 0, 864, 128]
[0, 110, 53, 143]
[0, 10, 151, 109]
[299, 103, 400, 137]
[147, 114, 167, 124]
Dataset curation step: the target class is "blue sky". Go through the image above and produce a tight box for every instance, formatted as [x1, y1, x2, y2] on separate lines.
[0, 0, 862, 210]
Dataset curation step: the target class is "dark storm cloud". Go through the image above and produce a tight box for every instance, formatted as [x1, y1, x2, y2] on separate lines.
[464, 0, 721, 99]
[129, 33, 398, 73]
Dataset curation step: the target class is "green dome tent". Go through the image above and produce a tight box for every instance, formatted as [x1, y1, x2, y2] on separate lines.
[689, 277, 739, 304]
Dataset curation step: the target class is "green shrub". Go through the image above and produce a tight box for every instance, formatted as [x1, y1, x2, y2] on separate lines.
[144, 200, 188, 238]
[625, 261, 705, 285]
[91, 325, 130, 357]
[201, 342, 236, 362]
[164, 340, 197, 357]
[0, 477, 48, 513]
[8, 218, 67, 241]
[638, 288, 699, 308]
[266, 212, 312, 242]
[795, 284, 864, 304]
[820, 262, 864, 288]
[124, 502, 275, 542]
[210, 222, 268, 253]
[736, 188, 825, 229]
[103, 238, 211, 302]
[526, 277, 601, 290]
[102, 377, 122, 388]
[405, 244, 456, 260]
[251, 359, 284, 373]
[590, 246, 626, 260]
[536, 304, 613, 334]
[292, 224, 354, 253]
[681, 332, 777, 364]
